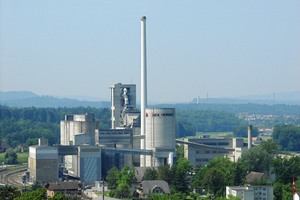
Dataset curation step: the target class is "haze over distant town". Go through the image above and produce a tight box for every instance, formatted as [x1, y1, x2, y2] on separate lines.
[1, 1, 299, 103]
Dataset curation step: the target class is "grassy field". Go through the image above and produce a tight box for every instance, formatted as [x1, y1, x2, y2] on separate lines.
[0, 152, 28, 164]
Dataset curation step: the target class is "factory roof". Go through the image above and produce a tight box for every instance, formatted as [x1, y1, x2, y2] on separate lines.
[45, 181, 82, 191]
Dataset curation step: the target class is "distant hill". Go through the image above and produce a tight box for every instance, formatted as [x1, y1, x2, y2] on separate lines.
[1, 90, 299, 109]
[191, 91, 300, 105]
[0, 91, 38, 101]
[0, 91, 110, 108]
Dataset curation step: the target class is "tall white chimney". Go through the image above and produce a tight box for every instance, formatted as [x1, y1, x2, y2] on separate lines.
[140, 16, 147, 166]
[248, 125, 252, 149]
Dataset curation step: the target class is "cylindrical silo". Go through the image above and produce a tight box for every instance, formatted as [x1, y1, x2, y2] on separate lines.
[145, 108, 176, 166]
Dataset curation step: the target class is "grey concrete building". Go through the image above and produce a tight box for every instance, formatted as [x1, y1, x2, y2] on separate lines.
[182, 136, 247, 168]
[110, 83, 137, 128]
[28, 144, 59, 183]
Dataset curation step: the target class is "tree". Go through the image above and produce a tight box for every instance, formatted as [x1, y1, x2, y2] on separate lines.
[4, 148, 17, 164]
[107, 165, 136, 199]
[0, 185, 21, 200]
[238, 146, 272, 174]
[158, 165, 171, 184]
[115, 165, 135, 198]
[272, 157, 300, 184]
[272, 125, 300, 151]
[169, 157, 193, 193]
[176, 144, 184, 159]
[118, 165, 135, 186]
[143, 167, 158, 180]
[260, 140, 280, 155]
[106, 167, 120, 190]
[193, 157, 236, 197]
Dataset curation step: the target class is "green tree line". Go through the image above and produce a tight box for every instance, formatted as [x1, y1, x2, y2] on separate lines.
[1, 106, 255, 147]
[177, 110, 258, 138]
[272, 125, 300, 151]
[0, 106, 110, 147]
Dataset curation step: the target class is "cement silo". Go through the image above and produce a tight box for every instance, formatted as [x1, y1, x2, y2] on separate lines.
[60, 113, 99, 176]
[145, 108, 176, 167]
[60, 113, 98, 146]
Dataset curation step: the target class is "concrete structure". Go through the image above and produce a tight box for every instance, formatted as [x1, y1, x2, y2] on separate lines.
[77, 146, 102, 184]
[248, 125, 253, 149]
[145, 108, 176, 167]
[28, 144, 58, 183]
[60, 113, 99, 146]
[226, 185, 274, 200]
[182, 137, 246, 167]
[108, 83, 141, 166]
[140, 16, 148, 167]
[98, 128, 133, 168]
[60, 113, 99, 177]
[110, 83, 137, 128]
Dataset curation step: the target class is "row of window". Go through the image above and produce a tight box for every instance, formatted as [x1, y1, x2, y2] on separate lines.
[195, 150, 230, 154]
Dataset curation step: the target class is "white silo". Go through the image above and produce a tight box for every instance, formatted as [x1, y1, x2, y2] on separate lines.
[145, 108, 176, 167]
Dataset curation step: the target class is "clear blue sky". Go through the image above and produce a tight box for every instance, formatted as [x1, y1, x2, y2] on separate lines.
[1, 1, 299, 103]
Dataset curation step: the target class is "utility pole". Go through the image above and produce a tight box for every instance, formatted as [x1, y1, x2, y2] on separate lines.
[102, 178, 104, 200]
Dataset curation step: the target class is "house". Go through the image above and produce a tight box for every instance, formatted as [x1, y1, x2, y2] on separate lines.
[245, 171, 269, 184]
[226, 172, 274, 200]
[136, 180, 170, 198]
[44, 181, 82, 198]
[226, 185, 274, 200]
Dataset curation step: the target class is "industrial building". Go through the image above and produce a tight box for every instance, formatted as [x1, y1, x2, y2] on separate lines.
[60, 113, 99, 178]
[28, 139, 58, 183]
[28, 16, 176, 185]
[181, 136, 246, 167]
[179, 125, 254, 168]
[109, 83, 137, 129]
[145, 108, 176, 166]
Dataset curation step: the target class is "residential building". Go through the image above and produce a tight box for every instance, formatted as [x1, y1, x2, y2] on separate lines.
[45, 181, 82, 198]
[136, 180, 170, 198]
[226, 185, 274, 200]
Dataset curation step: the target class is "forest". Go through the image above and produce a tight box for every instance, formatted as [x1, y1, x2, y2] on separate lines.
[0, 105, 256, 148]
[272, 125, 300, 151]
[0, 106, 110, 147]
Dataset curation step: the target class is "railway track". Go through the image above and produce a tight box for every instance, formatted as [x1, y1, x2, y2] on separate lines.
[0, 167, 27, 187]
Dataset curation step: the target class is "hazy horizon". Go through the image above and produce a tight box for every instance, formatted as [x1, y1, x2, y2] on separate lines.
[1, 1, 299, 102]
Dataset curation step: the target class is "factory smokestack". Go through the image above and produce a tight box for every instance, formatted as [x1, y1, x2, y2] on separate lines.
[140, 16, 147, 166]
[248, 125, 252, 149]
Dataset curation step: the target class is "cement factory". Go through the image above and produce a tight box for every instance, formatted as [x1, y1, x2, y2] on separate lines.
[27, 16, 251, 186]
